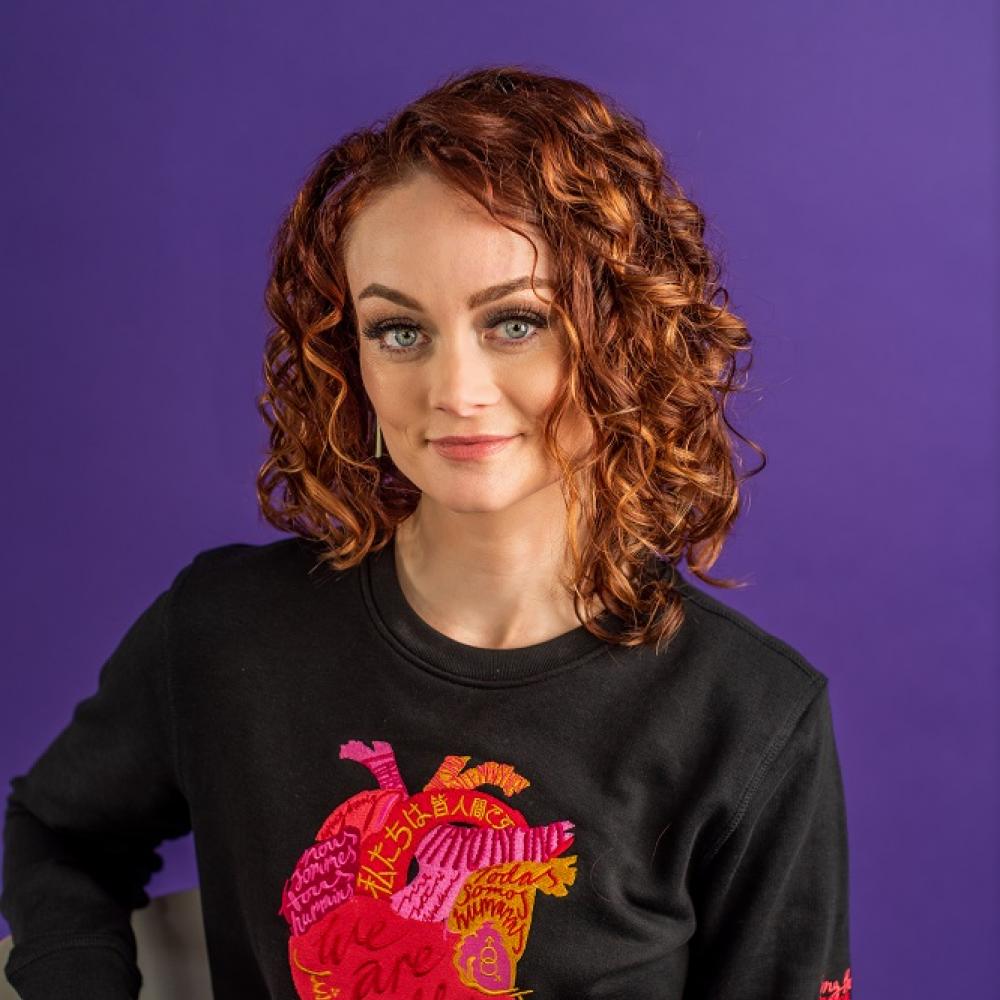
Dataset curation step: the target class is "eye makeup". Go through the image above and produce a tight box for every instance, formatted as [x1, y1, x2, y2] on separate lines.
[360, 306, 549, 355]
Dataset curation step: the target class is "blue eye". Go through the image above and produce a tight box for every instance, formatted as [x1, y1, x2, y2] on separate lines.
[498, 317, 536, 342]
[361, 308, 549, 354]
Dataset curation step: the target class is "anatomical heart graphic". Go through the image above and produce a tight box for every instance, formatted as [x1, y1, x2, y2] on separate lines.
[278, 740, 577, 998]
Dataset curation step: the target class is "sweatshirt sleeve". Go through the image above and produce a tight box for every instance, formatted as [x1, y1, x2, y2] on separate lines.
[0, 560, 195, 999]
[684, 680, 853, 1000]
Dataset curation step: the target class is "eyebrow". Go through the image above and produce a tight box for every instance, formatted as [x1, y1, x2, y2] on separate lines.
[356, 275, 554, 312]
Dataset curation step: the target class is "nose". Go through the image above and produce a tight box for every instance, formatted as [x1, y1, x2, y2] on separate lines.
[425, 329, 503, 414]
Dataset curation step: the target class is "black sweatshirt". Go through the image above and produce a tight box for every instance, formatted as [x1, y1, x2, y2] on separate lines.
[1, 536, 853, 999]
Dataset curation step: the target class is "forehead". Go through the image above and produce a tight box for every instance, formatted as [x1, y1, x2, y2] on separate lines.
[342, 171, 551, 305]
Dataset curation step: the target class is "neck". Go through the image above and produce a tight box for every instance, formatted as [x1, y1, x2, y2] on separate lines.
[391, 498, 604, 650]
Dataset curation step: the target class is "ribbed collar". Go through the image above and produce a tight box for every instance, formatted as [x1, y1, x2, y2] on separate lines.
[360, 535, 634, 685]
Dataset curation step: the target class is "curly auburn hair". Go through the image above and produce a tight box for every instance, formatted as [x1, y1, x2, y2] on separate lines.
[256, 64, 765, 655]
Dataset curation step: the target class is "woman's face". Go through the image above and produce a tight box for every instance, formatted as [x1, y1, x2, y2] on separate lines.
[344, 168, 594, 517]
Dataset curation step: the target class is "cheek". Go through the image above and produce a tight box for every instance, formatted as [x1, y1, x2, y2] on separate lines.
[360, 354, 410, 414]
[524, 355, 589, 439]
[513, 352, 567, 415]
[559, 405, 596, 460]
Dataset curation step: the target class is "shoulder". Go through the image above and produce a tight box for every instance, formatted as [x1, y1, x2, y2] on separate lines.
[662, 574, 838, 860]
[183, 535, 321, 578]
[666, 570, 831, 743]
[673, 572, 828, 685]
[166, 535, 354, 627]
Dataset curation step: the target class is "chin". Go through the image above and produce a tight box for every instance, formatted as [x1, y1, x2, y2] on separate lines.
[432, 490, 522, 515]
[418, 473, 539, 515]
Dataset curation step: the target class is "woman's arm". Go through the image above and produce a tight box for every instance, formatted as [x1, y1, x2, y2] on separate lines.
[1, 561, 194, 999]
[684, 681, 853, 1000]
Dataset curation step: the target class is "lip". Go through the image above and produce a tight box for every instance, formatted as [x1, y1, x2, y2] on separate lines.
[430, 434, 520, 460]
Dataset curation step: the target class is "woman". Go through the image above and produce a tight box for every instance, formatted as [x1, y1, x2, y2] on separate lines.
[1, 66, 852, 999]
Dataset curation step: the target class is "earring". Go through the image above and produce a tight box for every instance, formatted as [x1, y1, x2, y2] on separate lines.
[375, 419, 383, 459]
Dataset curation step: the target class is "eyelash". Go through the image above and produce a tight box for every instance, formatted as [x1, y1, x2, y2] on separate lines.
[360, 308, 548, 355]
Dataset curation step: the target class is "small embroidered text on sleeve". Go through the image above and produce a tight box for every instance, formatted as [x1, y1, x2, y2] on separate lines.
[818, 966, 852, 999]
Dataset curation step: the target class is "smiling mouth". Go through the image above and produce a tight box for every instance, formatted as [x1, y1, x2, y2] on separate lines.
[429, 435, 521, 460]
[430, 435, 518, 445]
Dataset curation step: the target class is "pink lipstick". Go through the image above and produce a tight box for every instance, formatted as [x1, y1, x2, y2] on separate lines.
[430, 435, 520, 461]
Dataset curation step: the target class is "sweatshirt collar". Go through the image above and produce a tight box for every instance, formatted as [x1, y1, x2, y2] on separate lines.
[361, 534, 630, 685]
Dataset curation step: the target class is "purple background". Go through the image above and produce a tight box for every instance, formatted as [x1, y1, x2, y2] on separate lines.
[1, 2, 996, 995]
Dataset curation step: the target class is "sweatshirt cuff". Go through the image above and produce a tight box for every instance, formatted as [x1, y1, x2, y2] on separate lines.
[4, 940, 141, 999]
